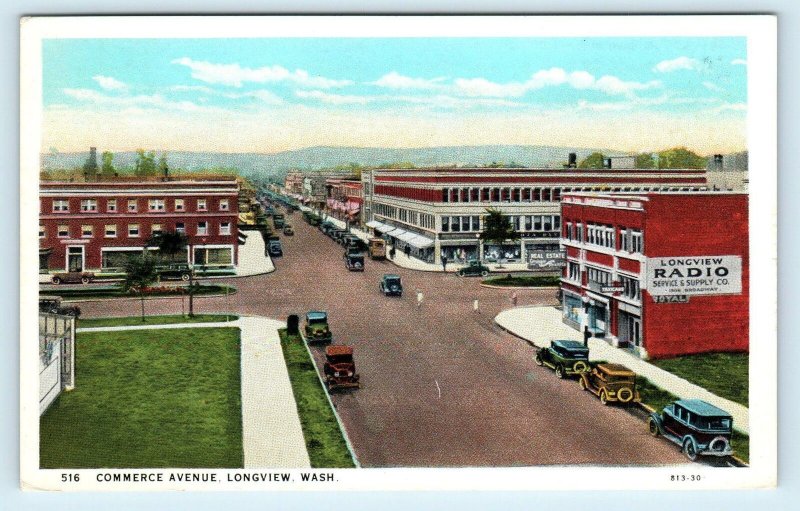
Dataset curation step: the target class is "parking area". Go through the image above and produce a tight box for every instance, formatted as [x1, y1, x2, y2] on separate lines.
[74, 211, 689, 467]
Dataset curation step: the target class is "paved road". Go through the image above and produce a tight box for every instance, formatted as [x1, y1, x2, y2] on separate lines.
[72, 213, 688, 467]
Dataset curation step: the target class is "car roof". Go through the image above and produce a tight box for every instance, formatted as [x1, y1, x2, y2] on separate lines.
[675, 399, 731, 417]
[326, 345, 354, 356]
[596, 363, 635, 376]
[306, 311, 328, 320]
[551, 339, 588, 351]
[383, 274, 401, 279]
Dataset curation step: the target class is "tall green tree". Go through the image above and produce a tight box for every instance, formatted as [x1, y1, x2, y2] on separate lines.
[121, 253, 158, 322]
[158, 153, 169, 177]
[135, 149, 157, 177]
[578, 152, 605, 169]
[101, 151, 115, 177]
[479, 208, 520, 260]
[634, 153, 656, 169]
[657, 147, 707, 169]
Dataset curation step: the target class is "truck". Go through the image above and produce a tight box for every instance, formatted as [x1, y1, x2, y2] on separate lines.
[368, 237, 387, 260]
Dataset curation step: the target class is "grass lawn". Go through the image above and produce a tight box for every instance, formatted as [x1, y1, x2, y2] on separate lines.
[79, 314, 239, 329]
[482, 275, 561, 287]
[279, 329, 355, 468]
[46, 284, 236, 301]
[40, 327, 243, 468]
[649, 352, 748, 408]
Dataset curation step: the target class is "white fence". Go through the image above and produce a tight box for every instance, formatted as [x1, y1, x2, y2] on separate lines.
[39, 313, 75, 415]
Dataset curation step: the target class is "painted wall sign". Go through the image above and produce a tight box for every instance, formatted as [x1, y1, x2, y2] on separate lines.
[652, 295, 689, 303]
[527, 250, 566, 269]
[646, 256, 742, 296]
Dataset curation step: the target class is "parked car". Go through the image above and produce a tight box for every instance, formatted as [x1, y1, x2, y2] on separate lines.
[283, 225, 294, 236]
[456, 260, 491, 277]
[304, 311, 333, 343]
[647, 399, 735, 461]
[578, 363, 641, 405]
[268, 239, 283, 257]
[368, 238, 387, 260]
[156, 263, 192, 281]
[379, 274, 403, 296]
[273, 214, 285, 229]
[320, 222, 336, 235]
[339, 233, 358, 246]
[344, 237, 368, 252]
[345, 254, 365, 271]
[534, 340, 590, 378]
[331, 229, 348, 242]
[51, 271, 95, 285]
[323, 345, 360, 391]
[344, 246, 363, 258]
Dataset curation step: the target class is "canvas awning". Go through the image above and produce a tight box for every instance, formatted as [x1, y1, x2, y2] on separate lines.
[397, 231, 418, 243]
[386, 227, 407, 237]
[405, 234, 434, 249]
[365, 220, 381, 228]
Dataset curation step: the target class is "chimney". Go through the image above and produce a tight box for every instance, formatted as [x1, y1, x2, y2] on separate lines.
[603, 158, 612, 169]
[568, 153, 577, 168]
[713, 154, 723, 171]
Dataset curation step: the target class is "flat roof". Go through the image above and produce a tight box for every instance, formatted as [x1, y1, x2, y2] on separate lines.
[326, 345, 354, 356]
[675, 399, 731, 417]
[596, 363, 635, 376]
[552, 339, 589, 351]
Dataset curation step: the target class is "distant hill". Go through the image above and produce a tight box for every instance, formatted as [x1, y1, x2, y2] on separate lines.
[41, 145, 747, 179]
[40, 145, 618, 179]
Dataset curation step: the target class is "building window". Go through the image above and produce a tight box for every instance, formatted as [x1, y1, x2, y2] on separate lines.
[53, 199, 69, 212]
[534, 215, 543, 231]
[631, 231, 644, 254]
[176, 222, 185, 234]
[193, 247, 233, 266]
[577, 223, 584, 242]
[39, 225, 45, 238]
[149, 199, 165, 211]
[587, 266, 612, 288]
[197, 221, 208, 235]
[220, 222, 231, 235]
[105, 224, 117, 238]
[175, 198, 185, 211]
[451, 216, 461, 232]
[57, 225, 69, 238]
[564, 222, 572, 240]
[197, 199, 207, 211]
[471, 216, 480, 231]
[441, 216, 450, 232]
[79, 199, 97, 212]
[128, 224, 140, 237]
[151, 224, 163, 236]
[107, 199, 117, 212]
[128, 199, 138, 212]
[220, 199, 229, 211]
[620, 275, 642, 301]
[568, 261, 581, 281]
[81, 225, 93, 238]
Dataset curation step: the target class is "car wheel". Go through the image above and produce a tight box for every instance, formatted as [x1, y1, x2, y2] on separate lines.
[481, 270, 489, 277]
[457, 271, 464, 277]
[555, 365, 565, 379]
[534, 353, 543, 366]
[617, 388, 634, 403]
[579, 377, 588, 391]
[647, 417, 660, 437]
[51, 276, 62, 285]
[683, 438, 699, 462]
[81, 276, 90, 284]
[599, 390, 609, 405]
[181, 273, 190, 281]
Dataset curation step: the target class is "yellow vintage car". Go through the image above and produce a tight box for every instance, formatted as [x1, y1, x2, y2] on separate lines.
[578, 363, 641, 405]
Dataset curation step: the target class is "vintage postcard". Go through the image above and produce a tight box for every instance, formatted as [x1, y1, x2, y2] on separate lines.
[20, 15, 776, 491]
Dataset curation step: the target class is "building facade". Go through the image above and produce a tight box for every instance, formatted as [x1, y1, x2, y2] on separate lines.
[39, 179, 240, 274]
[325, 178, 363, 225]
[559, 192, 748, 359]
[361, 167, 709, 266]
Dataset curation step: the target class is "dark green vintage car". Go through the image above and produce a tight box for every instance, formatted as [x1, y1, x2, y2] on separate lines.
[456, 260, 490, 277]
[304, 311, 332, 343]
[534, 340, 591, 378]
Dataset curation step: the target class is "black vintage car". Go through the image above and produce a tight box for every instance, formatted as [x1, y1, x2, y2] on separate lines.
[304, 311, 332, 344]
[268, 239, 283, 257]
[156, 263, 192, 281]
[50, 271, 95, 285]
[534, 339, 591, 378]
[379, 274, 403, 296]
[345, 254, 365, 271]
[648, 399, 735, 461]
[456, 260, 491, 277]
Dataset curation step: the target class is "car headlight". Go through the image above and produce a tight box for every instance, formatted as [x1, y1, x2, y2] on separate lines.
[334, 371, 341, 377]
[347, 371, 353, 376]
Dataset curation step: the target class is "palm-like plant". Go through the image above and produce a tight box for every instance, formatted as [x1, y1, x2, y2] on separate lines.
[479, 208, 520, 266]
[148, 230, 196, 316]
[121, 253, 158, 322]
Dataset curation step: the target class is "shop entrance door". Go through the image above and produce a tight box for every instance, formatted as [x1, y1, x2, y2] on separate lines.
[67, 246, 84, 272]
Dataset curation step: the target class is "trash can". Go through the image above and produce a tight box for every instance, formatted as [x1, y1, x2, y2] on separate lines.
[287, 314, 299, 335]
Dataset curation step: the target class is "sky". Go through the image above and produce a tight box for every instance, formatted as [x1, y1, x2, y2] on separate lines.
[41, 37, 748, 154]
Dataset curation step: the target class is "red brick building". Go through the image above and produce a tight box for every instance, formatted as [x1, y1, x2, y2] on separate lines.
[39, 179, 240, 275]
[325, 178, 363, 225]
[559, 192, 748, 359]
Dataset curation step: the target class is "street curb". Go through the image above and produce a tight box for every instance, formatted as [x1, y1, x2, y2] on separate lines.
[495, 314, 751, 467]
[297, 331, 361, 469]
[479, 284, 561, 290]
[59, 288, 238, 304]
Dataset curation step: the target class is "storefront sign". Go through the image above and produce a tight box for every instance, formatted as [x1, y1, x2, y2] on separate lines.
[600, 285, 625, 293]
[652, 295, 689, 303]
[646, 256, 742, 296]
[527, 250, 566, 270]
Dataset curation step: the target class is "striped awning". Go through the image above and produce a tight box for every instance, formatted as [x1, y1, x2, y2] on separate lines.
[406, 235, 434, 249]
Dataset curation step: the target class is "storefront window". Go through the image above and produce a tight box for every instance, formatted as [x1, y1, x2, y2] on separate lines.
[483, 243, 521, 262]
[441, 246, 477, 263]
[563, 294, 582, 323]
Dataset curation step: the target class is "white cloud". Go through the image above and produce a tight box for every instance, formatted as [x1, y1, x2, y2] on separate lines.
[370, 71, 446, 90]
[577, 100, 631, 112]
[295, 90, 371, 105]
[702, 81, 724, 92]
[653, 56, 702, 73]
[169, 84, 215, 94]
[63, 87, 216, 113]
[222, 89, 284, 105]
[711, 102, 747, 113]
[454, 67, 659, 98]
[92, 75, 127, 91]
[171, 57, 352, 88]
[731, 58, 747, 66]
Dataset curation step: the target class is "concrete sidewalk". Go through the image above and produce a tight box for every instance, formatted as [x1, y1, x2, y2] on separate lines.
[78, 316, 311, 468]
[311, 209, 532, 273]
[494, 305, 749, 434]
[235, 229, 275, 277]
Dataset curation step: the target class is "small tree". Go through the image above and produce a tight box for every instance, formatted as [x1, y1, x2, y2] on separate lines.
[634, 152, 656, 169]
[578, 152, 605, 169]
[122, 253, 158, 322]
[101, 151, 115, 177]
[148, 230, 196, 316]
[657, 147, 708, 169]
[479, 208, 520, 264]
